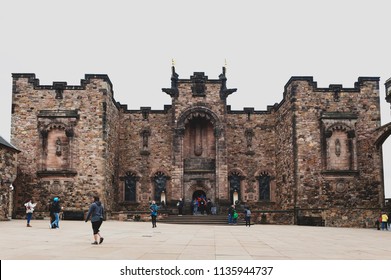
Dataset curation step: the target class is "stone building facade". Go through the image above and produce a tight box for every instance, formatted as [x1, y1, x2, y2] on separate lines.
[0, 136, 19, 220]
[10, 67, 386, 227]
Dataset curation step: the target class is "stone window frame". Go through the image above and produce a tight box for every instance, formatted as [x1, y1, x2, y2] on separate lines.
[228, 170, 245, 204]
[123, 171, 139, 202]
[256, 171, 271, 201]
[151, 171, 171, 204]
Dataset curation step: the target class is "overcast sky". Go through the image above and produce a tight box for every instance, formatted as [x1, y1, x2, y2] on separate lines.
[1, 0, 390, 196]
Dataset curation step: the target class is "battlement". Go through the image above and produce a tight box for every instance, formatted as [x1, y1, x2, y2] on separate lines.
[12, 73, 113, 93]
[283, 76, 380, 98]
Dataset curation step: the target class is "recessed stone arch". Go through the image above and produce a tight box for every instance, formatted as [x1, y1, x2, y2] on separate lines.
[176, 106, 221, 130]
[374, 122, 391, 149]
[120, 170, 141, 203]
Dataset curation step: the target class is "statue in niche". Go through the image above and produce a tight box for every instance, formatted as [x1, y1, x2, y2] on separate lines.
[245, 129, 254, 150]
[335, 138, 341, 157]
[194, 123, 203, 156]
[55, 137, 62, 156]
[154, 173, 167, 201]
[229, 173, 242, 204]
[141, 130, 150, 150]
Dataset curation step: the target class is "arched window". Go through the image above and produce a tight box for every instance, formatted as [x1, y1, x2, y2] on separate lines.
[258, 173, 271, 201]
[153, 171, 169, 203]
[228, 171, 243, 204]
[124, 172, 137, 202]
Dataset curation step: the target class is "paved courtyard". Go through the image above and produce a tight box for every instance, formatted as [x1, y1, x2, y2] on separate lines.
[1, 219, 390, 260]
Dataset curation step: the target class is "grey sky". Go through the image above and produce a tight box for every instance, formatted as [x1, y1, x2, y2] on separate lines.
[1, 0, 390, 196]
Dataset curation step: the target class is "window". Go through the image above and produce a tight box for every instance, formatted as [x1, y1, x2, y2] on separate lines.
[153, 171, 168, 203]
[229, 171, 243, 204]
[124, 172, 137, 202]
[258, 174, 271, 201]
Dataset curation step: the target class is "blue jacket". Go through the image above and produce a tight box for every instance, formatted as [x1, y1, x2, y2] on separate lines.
[149, 204, 158, 217]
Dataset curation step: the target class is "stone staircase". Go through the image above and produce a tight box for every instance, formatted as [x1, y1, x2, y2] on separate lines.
[159, 214, 246, 225]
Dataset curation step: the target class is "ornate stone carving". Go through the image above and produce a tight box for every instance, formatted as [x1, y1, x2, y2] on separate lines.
[245, 128, 255, 155]
[55, 137, 62, 156]
[191, 72, 206, 96]
[140, 129, 151, 155]
[335, 138, 341, 157]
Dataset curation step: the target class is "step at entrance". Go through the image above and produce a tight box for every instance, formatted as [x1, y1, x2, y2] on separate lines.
[159, 214, 246, 225]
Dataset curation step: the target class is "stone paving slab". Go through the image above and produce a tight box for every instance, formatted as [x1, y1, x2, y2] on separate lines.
[1, 219, 391, 260]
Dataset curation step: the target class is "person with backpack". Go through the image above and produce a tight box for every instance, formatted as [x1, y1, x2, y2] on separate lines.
[85, 195, 105, 245]
[232, 209, 238, 225]
[228, 204, 235, 224]
[149, 200, 158, 228]
[244, 207, 252, 227]
[49, 197, 62, 229]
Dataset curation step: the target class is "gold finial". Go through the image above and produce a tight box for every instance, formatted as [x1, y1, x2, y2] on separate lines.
[172, 58, 175, 66]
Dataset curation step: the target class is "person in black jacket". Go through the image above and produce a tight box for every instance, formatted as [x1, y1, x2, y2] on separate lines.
[49, 197, 62, 229]
[85, 195, 105, 245]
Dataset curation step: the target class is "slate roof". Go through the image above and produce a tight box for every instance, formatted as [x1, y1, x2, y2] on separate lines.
[0, 135, 20, 152]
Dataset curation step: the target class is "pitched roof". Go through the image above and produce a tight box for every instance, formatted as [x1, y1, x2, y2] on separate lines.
[0, 135, 20, 152]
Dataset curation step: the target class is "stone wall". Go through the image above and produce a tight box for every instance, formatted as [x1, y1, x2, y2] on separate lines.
[284, 77, 382, 226]
[11, 74, 116, 218]
[226, 109, 278, 208]
[0, 146, 18, 220]
[9, 71, 385, 227]
[117, 107, 173, 211]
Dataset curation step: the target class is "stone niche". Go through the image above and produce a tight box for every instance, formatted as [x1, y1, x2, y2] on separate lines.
[321, 112, 358, 172]
[37, 110, 78, 176]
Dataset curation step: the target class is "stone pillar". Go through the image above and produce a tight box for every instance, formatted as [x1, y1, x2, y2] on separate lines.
[172, 128, 184, 201]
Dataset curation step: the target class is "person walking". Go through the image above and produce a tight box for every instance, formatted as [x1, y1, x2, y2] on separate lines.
[244, 207, 252, 227]
[228, 204, 235, 224]
[192, 198, 198, 215]
[50, 197, 62, 229]
[85, 195, 105, 245]
[24, 199, 37, 227]
[206, 199, 213, 215]
[150, 200, 158, 228]
[381, 212, 388, 231]
[177, 198, 184, 216]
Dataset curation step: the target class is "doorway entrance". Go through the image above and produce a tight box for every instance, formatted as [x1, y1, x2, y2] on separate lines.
[192, 190, 207, 215]
[192, 190, 206, 200]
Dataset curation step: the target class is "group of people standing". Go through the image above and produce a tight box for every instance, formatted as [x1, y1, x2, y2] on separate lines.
[192, 196, 213, 215]
[228, 204, 252, 226]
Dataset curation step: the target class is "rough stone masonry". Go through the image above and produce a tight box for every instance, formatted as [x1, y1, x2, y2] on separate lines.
[8, 67, 388, 227]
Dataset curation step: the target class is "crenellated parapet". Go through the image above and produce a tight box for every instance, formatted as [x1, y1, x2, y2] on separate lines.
[283, 76, 380, 98]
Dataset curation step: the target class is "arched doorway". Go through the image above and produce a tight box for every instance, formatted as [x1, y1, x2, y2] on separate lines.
[192, 190, 207, 215]
[192, 190, 206, 200]
[173, 106, 225, 212]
